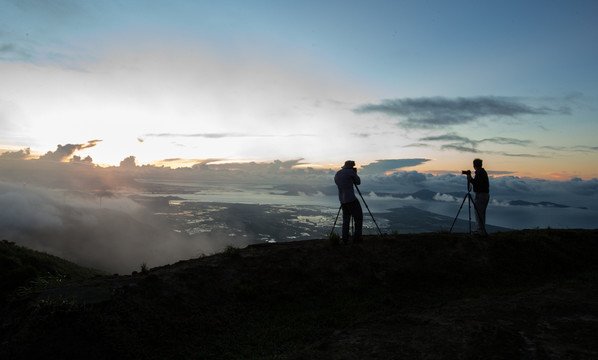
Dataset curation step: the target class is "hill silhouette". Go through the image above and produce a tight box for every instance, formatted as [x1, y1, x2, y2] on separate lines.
[2, 229, 598, 359]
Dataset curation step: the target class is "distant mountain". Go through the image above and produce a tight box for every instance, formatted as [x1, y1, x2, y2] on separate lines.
[506, 200, 587, 209]
[373, 189, 586, 210]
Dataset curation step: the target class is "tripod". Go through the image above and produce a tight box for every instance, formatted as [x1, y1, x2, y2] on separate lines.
[355, 183, 383, 236]
[330, 183, 383, 237]
[449, 179, 486, 234]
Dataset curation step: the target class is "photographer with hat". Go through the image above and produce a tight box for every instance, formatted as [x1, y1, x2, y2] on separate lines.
[334, 160, 363, 243]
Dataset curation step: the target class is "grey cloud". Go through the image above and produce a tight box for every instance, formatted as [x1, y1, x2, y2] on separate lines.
[440, 144, 478, 153]
[353, 133, 371, 138]
[421, 133, 532, 154]
[500, 152, 545, 158]
[421, 134, 472, 143]
[145, 133, 241, 139]
[144, 133, 312, 139]
[0, 43, 32, 60]
[543, 145, 598, 153]
[404, 143, 431, 148]
[480, 137, 532, 146]
[354, 96, 569, 129]
[38, 140, 101, 161]
[360, 159, 430, 174]
[9, 0, 84, 21]
[119, 156, 137, 168]
[0, 147, 31, 160]
[167, 133, 246, 139]
[70, 155, 94, 163]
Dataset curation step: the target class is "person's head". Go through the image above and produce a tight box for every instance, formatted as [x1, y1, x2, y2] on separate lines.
[342, 160, 356, 169]
[473, 158, 483, 169]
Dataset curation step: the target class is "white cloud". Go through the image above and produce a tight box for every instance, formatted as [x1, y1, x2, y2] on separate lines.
[433, 193, 458, 202]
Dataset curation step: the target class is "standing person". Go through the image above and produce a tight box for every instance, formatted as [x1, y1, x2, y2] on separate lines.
[334, 160, 363, 243]
[466, 158, 490, 236]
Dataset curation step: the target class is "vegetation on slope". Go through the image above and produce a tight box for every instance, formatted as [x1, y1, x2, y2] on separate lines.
[0, 240, 105, 307]
[1, 229, 598, 359]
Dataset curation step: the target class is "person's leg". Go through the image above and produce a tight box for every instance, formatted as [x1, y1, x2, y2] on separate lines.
[341, 203, 351, 242]
[349, 200, 363, 242]
[474, 193, 489, 235]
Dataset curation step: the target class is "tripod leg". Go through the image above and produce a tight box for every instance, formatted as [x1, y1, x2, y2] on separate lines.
[354, 184, 383, 236]
[351, 214, 354, 239]
[450, 193, 470, 233]
[329, 205, 342, 238]
[468, 192, 472, 233]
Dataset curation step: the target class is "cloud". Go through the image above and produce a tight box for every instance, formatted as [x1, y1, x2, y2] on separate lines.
[440, 144, 478, 153]
[543, 145, 598, 153]
[354, 96, 570, 129]
[0, 43, 32, 61]
[8, 0, 84, 19]
[37, 140, 102, 162]
[480, 137, 533, 146]
[145, 133, 254, 139]
[433, 193, 458, 202]
[420, 132, 533, 154]
[119, 156, 137, 168]
[420, 134, 472, 143]
[143, 133, 313, 139]
[0, 181, 212, 273]
[0, 147, 31, 160]
[499, 152, 545, 158]
[360, 159, 430, 174]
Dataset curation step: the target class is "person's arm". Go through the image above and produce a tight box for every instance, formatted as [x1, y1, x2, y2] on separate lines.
[466, 171, 474, 184]
[353, 170, 361, 185]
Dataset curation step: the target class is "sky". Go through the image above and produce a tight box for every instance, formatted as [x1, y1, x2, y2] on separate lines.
[1, 0, 598, 179]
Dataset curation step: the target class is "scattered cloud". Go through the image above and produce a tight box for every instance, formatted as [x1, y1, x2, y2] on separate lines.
[420, 132, 532, 154]
[0, 43, 32, 61]
[354, 96, 570, 129]
[499, 152, 545, 158]
[404, 143, 431, 148]
[440, 144, 478, 153]
[0, 147, 31, 160]
[37, 140, 102, 162]
[143, 133, 313, 139]
[479, 137, 533, 146]
[542, 145, 598, 153]
[120, 156, 137, 168]
[360, 159, 430, 174]
[145, 133, 255, 139]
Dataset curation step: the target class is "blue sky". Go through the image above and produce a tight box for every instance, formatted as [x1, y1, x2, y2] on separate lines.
[1, 0, 597, 179]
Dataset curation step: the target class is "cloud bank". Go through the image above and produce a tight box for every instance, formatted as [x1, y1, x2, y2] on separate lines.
[0, 181, 231, 274]
[2, 145, 597, 273]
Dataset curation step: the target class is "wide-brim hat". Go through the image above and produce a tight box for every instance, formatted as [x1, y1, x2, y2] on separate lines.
[342, 160, 356, 169]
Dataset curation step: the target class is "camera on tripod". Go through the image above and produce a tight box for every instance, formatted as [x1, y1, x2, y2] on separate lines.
[461, 170, 471, 175]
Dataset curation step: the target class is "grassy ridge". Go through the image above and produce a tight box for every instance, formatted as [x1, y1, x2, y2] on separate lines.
[1, 229, 598, 359]
[0, 240, 105, 306]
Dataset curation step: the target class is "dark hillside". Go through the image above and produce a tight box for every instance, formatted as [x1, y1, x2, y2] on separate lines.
[2, 229, 598, 359]
[0, 240, 105, 307]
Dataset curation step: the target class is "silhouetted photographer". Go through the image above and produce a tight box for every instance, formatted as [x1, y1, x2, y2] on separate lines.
[334, 160, 363, 243]
[466, 158, 490, 236]
[451, 158, 490, 235]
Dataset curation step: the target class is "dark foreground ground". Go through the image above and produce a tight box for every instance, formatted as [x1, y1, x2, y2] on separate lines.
[2, 229, 598, 359]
